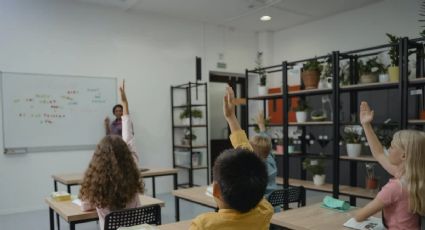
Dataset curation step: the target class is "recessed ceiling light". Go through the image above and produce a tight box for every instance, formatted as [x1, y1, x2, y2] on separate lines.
[260, 15, 271, 21]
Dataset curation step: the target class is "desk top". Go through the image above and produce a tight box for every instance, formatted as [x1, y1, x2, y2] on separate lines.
[52, 168, 178, 185]
[271, 203, 357, 230]
[172, 186, 217, 209]
[158, 220, 192, 230]
[45, 195, 164, 222]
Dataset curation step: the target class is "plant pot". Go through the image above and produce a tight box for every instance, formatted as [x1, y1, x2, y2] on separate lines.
[359, 74, 378, 84]
[288, 111, 296, 122]
[346, 143, 362, 157]
[296, 111, 307, 122]
[258, 85, 268, 96]
[366, 177, 378, 190]
[276, 145, 284, 154]
[288, 145, 295, 154]
[302, 70, 320, 89]
[388, 66, 399, 82]
[313, 174, 326, 186]
[379, 74, 389, 83]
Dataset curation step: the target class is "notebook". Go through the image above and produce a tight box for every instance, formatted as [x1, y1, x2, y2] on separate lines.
[343, 217, 385, 230]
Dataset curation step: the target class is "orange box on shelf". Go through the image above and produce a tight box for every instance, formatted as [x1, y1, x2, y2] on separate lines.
[420, 111, 425, 120]
[267, 86, 300, 124]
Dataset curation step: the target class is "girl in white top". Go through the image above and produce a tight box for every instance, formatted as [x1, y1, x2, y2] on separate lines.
[79, 80, 143, 230]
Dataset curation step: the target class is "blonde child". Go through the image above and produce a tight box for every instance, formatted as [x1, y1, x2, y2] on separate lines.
[190, 85, 273, 230]
[355, 101, 425, 229]
[79, 80, 144, 230]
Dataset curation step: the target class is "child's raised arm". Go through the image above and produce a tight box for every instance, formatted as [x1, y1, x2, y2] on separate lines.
[360, 101, 397, 176]
[120, 80, 139, 163]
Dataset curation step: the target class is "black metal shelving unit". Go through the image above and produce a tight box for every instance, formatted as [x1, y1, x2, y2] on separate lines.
[244, 36, 425, 205]
[171, 82, 209, 187]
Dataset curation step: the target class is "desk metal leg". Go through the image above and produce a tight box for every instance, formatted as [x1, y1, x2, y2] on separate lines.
[70, 223, 75, 230]
[152, 177, 156, 198]
[49, 207, 54, 230]
[53, 180, 61, 230]
[67, 185, 71, 194]
[54, 181, 58, 192]
[56, 214, 60, 230]
[175, 197, 180, 221]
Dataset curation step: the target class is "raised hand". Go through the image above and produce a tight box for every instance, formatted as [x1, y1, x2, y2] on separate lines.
[223, 85, 236, 120]
[359, 101, 374, 125]
[256, 111, 266, 132]
[119, 80, 127, 103]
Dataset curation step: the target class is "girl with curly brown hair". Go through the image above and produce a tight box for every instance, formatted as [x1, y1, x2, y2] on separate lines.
[79, 80, 144, 230]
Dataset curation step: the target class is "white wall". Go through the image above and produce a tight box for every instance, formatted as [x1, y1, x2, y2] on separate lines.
[272, 0, 421, 71]
[0, 0, 256, 214]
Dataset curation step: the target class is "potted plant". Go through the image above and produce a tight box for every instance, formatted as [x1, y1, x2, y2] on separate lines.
[179, 108, 203, 125]
[302, 59, 323, 89]
[255, 51, 268, 96]
[181, 129, 197, 145]
[342, 126, 363, 157]
[365, 163, 378, 190]
[287, 137, 295, 154]
[386, 33, 401, 82]
[303, 156, 325, 185]
[294, 99, 309, 122]
[319, 57, 332, 89]
[375, 120, 398, 149]
[357, 57, 385, 84]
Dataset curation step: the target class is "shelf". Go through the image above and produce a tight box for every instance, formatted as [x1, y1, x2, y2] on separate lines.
[174, 145, 207, 149]
[339, 186, 377, 199]
[173, 125, 207, 128]
[274, 152, 332, 159]
[288, 121, 333, 126]
[248, 123, 283, 127]
[173, 104, 206, 108]
[408, 77, 425, 86]
[340, 155, 377, 162]
[175, 165, 208, 170]
[340, 82, 398, 92]
[288, 88, 332, 96]
[248, 93, 283, 100]
[276, 177, 377, 199]
[408, 119, 425, 125]
[276, 177, 335, 193]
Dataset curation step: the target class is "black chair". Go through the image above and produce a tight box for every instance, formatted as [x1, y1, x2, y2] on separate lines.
[421, 215, 425, 230]
[267, 186, 306, 210]
[104, 204, 161, 230]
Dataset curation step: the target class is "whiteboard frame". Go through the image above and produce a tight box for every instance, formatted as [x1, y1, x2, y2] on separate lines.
[1, 71, 117, 154]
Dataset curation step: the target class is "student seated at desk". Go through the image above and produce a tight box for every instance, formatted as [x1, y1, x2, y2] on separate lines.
[354, 101, 425, 229]
[79, 80, 144, 230]
[190, 85, 273, 230]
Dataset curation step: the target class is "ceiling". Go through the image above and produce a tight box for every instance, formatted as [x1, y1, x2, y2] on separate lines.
[75, 0, 383, 32]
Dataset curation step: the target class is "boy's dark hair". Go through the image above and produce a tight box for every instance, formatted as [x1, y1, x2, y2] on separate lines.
[213, 148, 267, 213]
[112, 104, 123, 114]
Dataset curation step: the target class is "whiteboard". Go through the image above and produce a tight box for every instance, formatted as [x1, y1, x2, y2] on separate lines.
[1, 72, 117, 153]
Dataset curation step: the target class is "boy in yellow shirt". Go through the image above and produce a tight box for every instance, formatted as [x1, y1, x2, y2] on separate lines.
[190, 86, 273, 230]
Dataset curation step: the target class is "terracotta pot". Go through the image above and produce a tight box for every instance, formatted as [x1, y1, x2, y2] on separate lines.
[366, 178, 378, 190]
[302, 70, 320, 89]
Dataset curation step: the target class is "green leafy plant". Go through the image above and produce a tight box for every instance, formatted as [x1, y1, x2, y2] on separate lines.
[321, 56, 332, 80]
[255, 51, 267, 86]
[342, 126, 363, 144]
[294, 99, 309, 112]
[365, 162, 377, 179]
[252, 117, 270, 133]
[386, 33, 401, 66]
[302, 157, 325, 175]
[375, 120, 398, 149]
[357, 57, 386, 76]
[179, 108, 203, 119]
[303, 59, 323, 74]
[184, 129, 197, 140]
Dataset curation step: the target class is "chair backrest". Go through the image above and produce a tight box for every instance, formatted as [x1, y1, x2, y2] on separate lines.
[267, 186, 306, 210]
[104, 204, 161, 230]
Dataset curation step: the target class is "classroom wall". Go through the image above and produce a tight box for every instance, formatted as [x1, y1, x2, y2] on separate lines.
[0, 0, 257, 214]
[272, 0, 420, 74]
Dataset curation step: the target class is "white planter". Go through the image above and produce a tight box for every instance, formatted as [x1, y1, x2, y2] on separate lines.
[296, 111, 307, 122]
[379, 74, 389, 83]
[346, 143, 362, 157]
[313, 174, 326, 186]
[258, 86, 268, 96]
[288, 145, 295, 154]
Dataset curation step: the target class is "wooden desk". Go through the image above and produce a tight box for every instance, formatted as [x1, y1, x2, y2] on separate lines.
[158, 220, 192, 230]
[172, 186, 217, 221]
[52, 168, 178, 197]
[46, 195, 165, 230]
[271, 203, 357, 230]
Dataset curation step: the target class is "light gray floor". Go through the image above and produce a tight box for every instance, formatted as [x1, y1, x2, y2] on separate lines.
[0, 191, 370, 230]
